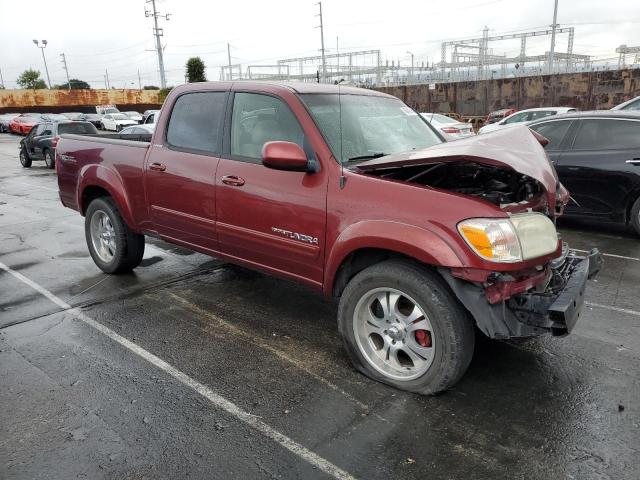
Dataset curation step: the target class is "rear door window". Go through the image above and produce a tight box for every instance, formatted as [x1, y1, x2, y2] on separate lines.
[58, 123, 97, 135]
[528, 110, 557, 121]
[530, 120, 572, 150]
[166, 91, 226, 155]
[572, 119, 640, 150]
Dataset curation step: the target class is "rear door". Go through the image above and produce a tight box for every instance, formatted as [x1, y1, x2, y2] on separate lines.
[556, 118, 640, 218]
[215, 90, 328, 286]
[144, 89, 228, 251]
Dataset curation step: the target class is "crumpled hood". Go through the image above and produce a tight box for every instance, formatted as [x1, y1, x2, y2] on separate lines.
[356, 124, 559, 209]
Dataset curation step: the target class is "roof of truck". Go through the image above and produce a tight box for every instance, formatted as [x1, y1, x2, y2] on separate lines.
[174, 80, 393, 98]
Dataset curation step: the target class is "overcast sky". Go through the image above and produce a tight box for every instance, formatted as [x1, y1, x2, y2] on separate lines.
[1, 0, 639, 88]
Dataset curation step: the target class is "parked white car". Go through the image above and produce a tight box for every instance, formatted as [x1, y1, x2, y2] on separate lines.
[143, 110, 159, 125]
[123, 111, 143, 123]
[420, 113, 475, 141]
[612, 96, 640, 111]
[478, 107, 577, 134]
[100, 113, 137, 132]
[119, 124, 155, 135]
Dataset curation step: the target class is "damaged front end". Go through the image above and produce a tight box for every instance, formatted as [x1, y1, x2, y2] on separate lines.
[355, 126, 602, 339]
[439, 248, 602, 339]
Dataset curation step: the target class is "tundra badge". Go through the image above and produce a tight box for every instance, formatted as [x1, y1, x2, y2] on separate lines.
[271, 227, 319, 245]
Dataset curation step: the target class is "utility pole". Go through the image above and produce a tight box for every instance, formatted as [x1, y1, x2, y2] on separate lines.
[32, 40, 51, 88]
[105, 69, 111, 89]
[0, 67, 4, 89]
[315, 2, 327, 83]
[548, 0, 559, 74]
[227, 43, 232, 81]
[138, 69, 142, 89]
[60, 53, 71, 90]
[145, 0, 170, 89]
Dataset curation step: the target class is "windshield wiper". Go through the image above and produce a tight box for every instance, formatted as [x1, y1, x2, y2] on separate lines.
[345, 152, 387, 163]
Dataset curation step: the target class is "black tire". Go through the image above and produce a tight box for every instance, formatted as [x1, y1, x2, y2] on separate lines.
[338, 259, 475, 395]
[631, 197, 640, 236]
[19, 147, 32, 168]
[85, 197, 145, 274]
[44, 149, 55, 169]
[99, 122, 105, 131]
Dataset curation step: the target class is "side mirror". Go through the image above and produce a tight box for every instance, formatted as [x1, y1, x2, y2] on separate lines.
[262, 141, 311, 172]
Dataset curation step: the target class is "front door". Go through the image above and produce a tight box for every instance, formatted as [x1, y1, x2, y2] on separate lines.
[216, 91, 328, 286]
[144, 90, 227, 251]
[26, 123, 47, 159]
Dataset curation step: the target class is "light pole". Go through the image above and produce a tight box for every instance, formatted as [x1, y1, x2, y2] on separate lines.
[32, 39, 51, 88]
[406, 51, 414, 84]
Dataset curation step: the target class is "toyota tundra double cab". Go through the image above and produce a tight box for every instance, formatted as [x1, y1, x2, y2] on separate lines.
[55, 82, 602, 394]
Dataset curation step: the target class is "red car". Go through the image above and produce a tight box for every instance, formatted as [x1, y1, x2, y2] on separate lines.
[56, 82, 601, 395]
[9, 116, 39, 135]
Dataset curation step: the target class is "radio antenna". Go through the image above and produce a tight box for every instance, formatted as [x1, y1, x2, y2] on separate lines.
[338, 83, 346, 189]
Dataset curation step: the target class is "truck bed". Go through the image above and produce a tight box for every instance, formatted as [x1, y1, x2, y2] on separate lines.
[56, 134, 151, 225]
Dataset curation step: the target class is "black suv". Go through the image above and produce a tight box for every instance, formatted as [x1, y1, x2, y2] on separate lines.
[529, 111, 640, 234]
[19, 121, 97, 169]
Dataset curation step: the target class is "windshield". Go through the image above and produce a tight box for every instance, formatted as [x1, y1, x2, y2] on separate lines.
[125, 111, 140, 116]
[299, 94, 442, 164]
[112, 114, 128, 120]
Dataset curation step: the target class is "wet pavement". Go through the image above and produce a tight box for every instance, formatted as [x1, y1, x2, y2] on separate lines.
[0, 132, 638, 480]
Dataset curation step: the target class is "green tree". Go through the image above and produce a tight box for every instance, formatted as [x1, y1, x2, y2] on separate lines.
[158, 87, 173, 103]
[143, 85, 160, 90]
[186, 57, 206, 82]
[54, 79, 90, 89]
[17, 69, 47, 89]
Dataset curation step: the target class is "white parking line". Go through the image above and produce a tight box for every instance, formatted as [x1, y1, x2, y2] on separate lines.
[586, 301, 640, 318]
[0, 260, 357, 480]
[572, 248, 640, 262]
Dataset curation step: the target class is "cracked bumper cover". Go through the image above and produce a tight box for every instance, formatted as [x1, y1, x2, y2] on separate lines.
[439, 249, 603, 339]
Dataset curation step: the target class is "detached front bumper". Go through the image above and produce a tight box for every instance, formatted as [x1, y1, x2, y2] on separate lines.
[439, 248, 603, 339]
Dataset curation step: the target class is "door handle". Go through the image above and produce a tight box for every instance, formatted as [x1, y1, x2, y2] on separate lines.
[625, 159, 640, 166]
[149, 162, 166, 171]
[221, 175, 245, 187]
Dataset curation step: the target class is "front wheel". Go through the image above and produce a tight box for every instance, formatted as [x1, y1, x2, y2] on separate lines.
[338, 259, 475, 395]
[19, 147, 32, 168]
[630, 197, 640, 236]
[85, 197, 145, 274]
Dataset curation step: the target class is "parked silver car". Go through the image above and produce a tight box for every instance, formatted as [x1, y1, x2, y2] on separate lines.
[420, 113, 475, 141]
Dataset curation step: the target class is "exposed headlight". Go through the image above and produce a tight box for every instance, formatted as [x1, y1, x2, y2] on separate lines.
[458, 213, 558, 263]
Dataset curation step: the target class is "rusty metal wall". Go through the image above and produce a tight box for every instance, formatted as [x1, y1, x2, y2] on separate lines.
[0, 89, 161, 113]
[377, 69, 640, 115]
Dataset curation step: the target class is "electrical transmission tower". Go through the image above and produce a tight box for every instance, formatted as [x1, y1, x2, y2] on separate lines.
[315, 2, 327, 83]
[145, 0, 170, 89]
[60, 53, 71, 90]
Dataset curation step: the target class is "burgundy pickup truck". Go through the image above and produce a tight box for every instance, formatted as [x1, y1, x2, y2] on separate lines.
[56, 82, 601, 394]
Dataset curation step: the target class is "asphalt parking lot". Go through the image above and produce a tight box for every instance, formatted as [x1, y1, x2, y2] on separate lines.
[0, 132, 638, 480]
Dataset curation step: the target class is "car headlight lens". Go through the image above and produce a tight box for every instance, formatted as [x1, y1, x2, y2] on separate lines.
[458, 214, 558, 263]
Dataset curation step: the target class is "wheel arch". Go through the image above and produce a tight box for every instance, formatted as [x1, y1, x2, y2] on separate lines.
[325, 221, 464, 296]
[77, 168, 136, 229]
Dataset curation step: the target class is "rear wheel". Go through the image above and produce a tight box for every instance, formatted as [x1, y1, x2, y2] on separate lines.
[630, 197, 640, 236]
[19, 147, 32, 168]
[85, 197, 145, 274]
[44, 149, 55, 169]
[338, 259, 475, 395]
